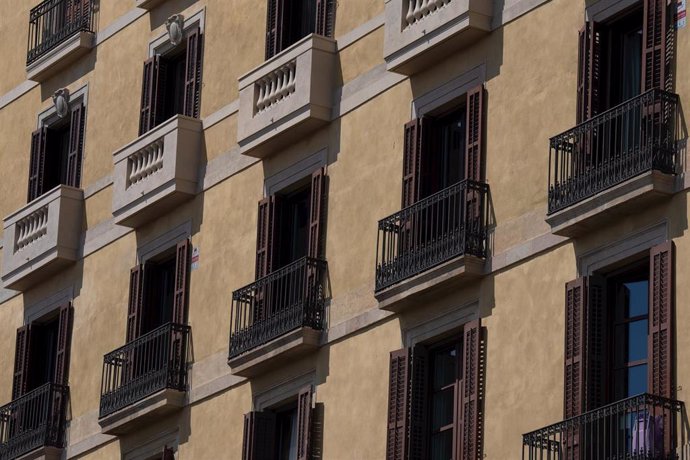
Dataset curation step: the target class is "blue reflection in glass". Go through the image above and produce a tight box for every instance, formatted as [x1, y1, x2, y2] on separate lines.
[628, 365, 648, 397]
[628, 320, 648, 362]
[625, 280, 648, 316]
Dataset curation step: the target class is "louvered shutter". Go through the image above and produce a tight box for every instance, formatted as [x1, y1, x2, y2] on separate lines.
[576, 22, 601, 124]
[173, 239, 191, 325]
[648, 241, 674, 399]
[308, 168, 326, 259]
[315, 0, 335, 37]
[139, 55, 165, 135]
[586, 276, 607, 411]
[66, 103, 85, 188]
[12, 325, 32, 400]
[256, 196, 278, 279]
[162, 446, 175, 460]
[296, 385, 313, 460]
[386, 348, 409, 460]
[183, 27, 203, 119]
[126, 265, 145, 342]
[402, 119, 427, 208]
[408, 345, 428, 460]
[642, 0, 670, 92]
[242, 411, 277, 460]
[265, 0, 285, 59]
[465, 85, 484, 183]
[459, 319, 482, 460]
[54, 303, 74, 386]
[27, 127, 47, 202]
[563, 278, 586, 459]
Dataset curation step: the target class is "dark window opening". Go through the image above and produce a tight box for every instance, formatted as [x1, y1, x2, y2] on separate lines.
[275, 402, 299, 460]
[429, 341, 462, 460]
[43, 122, 71, 193]
[602, 7, 643, 110]
[422, 107, 467, 199]
[28, 315, 60, 391]
[161, 49, 188, 123]
[282, 0, 317, 51]
[142, 253, 177, 334]
[277, 182, 311, 269]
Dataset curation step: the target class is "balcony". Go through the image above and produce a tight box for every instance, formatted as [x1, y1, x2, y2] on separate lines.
[26, 0, 95, 82]
[546, 90, 679, 237]
[375, 180, 488, 311]
[228, 257, 327, 377]
[135, 0, 166, 9]
[383, 0, 493, 75]
[2, 185, 83, 291]
[237, 34, 337, 158]
[99, 322, 190, 435]
[522, 393, 684, 459]
[0, 383, 69, 460]
[112, 115, 202, 228]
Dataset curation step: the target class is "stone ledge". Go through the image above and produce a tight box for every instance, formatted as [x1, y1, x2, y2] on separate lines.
[228, 327, 321, 378]
[27, 31, 94, 82]
[135, 0, 166, 9]
[98, 388, 185, 436]
[16, 446, 62, 460]
[375, 255, 486, 312]
[546, 171, 676, 237]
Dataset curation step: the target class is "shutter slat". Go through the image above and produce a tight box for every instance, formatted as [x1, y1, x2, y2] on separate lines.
[402, 119, 428, 208]
[386, 348, 409, 460]
[183, 27, 203, 118]
[576, 22, 602, 124]
[27, 127, 48, 202]
[460, 319, 482, 460]
[126, 265, 145, 342]
[139, 56, 165, 135]
[465, 85, 484, 183]
[649, 240, 674, 398]
[308, 167, 327, 259]
[54, 303, 74, 386]
[315, 0, 335, 37]
[586, 276, 607, 411]
[66, 103, 85, 188]
[256, 196, 278, 279]
[563, 278, 586, 459]
[265, 0, 285, 59]
[12, 325, 32, 400]
[408, 345, 428, 460]
[296, 385, 313, 460]
[642, 0, 670, 92]
[173, 238, 191, 325]
[243, 411, 277, 460]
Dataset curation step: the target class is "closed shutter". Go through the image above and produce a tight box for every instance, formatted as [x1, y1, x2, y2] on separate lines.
[386, 348, 409, 460]
[54, 303, 74, 386]
[586, 276, 607, 412]
[265, 0, 285, 59]
[139, 56, 166, 135]
[256, 196, 278, 279]
[408, 345, 429, 460]
[173, 239, 191, 325]
[308, 168, 327, 260]
[576, 22, 602, 124]
[66, 0, 90, 26]
[242, 411, 277, 460]
[126, 265, 145, 342]
[648, 240, 674, 398]
[642, 0, 671, 92]
[402, 119, 428, 208]
[66, 103, 85, 188]
[563, 278, 586, 459]
[162, 446, 175, 460]
[465, 85, 484, 183]
[27, 127, 48, 202]
[315, 0, 335, 37]
[459, 319, 482, 460]
[296, 385, 313, 460]
[12, 325, 32, 400]
[183, 27, 203, 119]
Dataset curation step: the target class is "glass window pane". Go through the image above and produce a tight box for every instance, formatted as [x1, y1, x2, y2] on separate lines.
[430, 430, 453, 460]
[431, 388, 454, 431]
[432, 348, 456, 390]
[628, 320, 648, 362]
[625, 280, 648, 317]
[628, 365, 648, 397]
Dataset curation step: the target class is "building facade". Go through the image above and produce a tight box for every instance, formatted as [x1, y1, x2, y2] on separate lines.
[0, 0, 687, 458]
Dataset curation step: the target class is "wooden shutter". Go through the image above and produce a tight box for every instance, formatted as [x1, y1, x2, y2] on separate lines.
[27, 127, 48, 202]
[564, 278, 586, 419]
[459, 319, 482, 460]
[66, 103, 85, 188]
[162, 446, 175, 460]
[256, 196, 278, 279]
[576, 22, 602, 124]
[315, 0, 335, 37]
[265, 0, 285, 59]
[402, 118, 430, 208]
[173, 239, 191, 325]
[386, 348, 409, 460]
[126, 265, 145, 342]
[585, 276, 607, 412]
[54, 303, 74, 386]
[308, 168, 327, 259]
[642, 0, 670, 92]
[12, 325, 32, 400]
[183, 27, 203, 119]
[465, 85, 484, 183]
[648, 240, 674, 398]
[242, 411, 277, 460]
[296, 385, 313, 460]
[408, 345, 429, 460]
[139, 55, 165, 135]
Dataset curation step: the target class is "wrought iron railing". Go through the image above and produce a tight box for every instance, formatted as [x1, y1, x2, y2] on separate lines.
[229, 257, 327, 358]
[548, 89, 679, 214]
[522, 393, 684, 459]
[100, 322, 190, 418]
[375, 179, 489, 291]
[27, 0, 94, 65]
[0, 383, 68, 460]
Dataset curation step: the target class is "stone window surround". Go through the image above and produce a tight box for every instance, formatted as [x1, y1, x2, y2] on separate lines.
[137, 220, 192, 263]
[37, 83, 89, 130]
[404, 301, 479, 347]
[264, 148, 328, 196]
[411, 64, 486, 119]
[586, 0, 640, 22]
[122, 428, 179, 460]
[253, 371, 315, 411]
[25, 285, 74, 324]
[148, 8, 206, 57]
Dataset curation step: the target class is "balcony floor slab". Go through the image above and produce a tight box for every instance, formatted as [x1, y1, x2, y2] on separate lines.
[27, 31, 94, 82]
[98, 388, 185, 435]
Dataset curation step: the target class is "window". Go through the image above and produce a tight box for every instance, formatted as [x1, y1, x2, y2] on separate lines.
[141, 253, 177, 335]
[275, 403, 299, 460]
[277, 182, 311, 268]
[265, 0, 335, 59]
[420, 107, 467, 200]
[428, 342, 462, 459]
[602, 8, 643, 109]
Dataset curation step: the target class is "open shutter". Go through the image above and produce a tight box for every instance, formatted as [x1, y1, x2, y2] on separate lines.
[126, 265, 145, 342]
[265, 0, 285, 59]
[386, 348, 409, 460]
[642, 0, 670, 92]
[54, 303, 74, 386]
[308, 168, 327, 259]
[465, 85, 484, 183]
[459, 319, 482, 460]
[162, 446, 175, 460]
[27, 127, 47, 202]
[139, 56, 165, 135]
[183, 27, 203, 119]
[648, 240, 674, 399]
[66, 103, 85, 188]
[315, 0, 335, 37]
[402, 119, 429, 208]
[256, 196, 278, 279]
[12, 325, 32, 400]
[586, 276, 607, 411]
[173, 239, 191, 325]
[296, 386, 313, 460]
[576, 22, 602, 124]
[242, 411, 277, 460]
[564, 278, 586, 418]
[408, 345, 429, 460]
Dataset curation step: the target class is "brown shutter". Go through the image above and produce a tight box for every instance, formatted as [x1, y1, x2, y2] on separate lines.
[265, 0, 285, 59]
[242, 411, 277, 460]
[28, 127, 47, 202]
[402, 118, 430, 208]
[308, 167, 327, 260]
[564, 278, 586, 418]
[173, 239, 191, 325]
[256, 196, 277, 279]
[126, 265, 145, 342]
[642, 0, 670, 92]
[296, 385, 313, 460]
[576, 22, 602, 124]
[54, 303, 74, 386]
[183, 27, 203, 119]
[465, 85, 484, 183]
[408, 345, 429, 460]
[162, 446, 175, 460]
[459, 319, 482, 460]
[648, 240, 674, 398]
[66, 103, 85, 188]
[315, 0, 335, 37]
[585, 276, 607, 411]
[139, 56, 164, 135]
[12, 325, 32, 399]
[386, 348, 409, 460]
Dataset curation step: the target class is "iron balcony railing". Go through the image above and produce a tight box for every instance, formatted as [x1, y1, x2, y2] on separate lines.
[229, 256, 327, 358]
[27, 0, 94, 65]
[548, 89, 679, 214]
[100, 322, 190, 418]
[375, 179, 489, 291]
[0, 382, 68, 460]
[522, 393, 684, 460]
